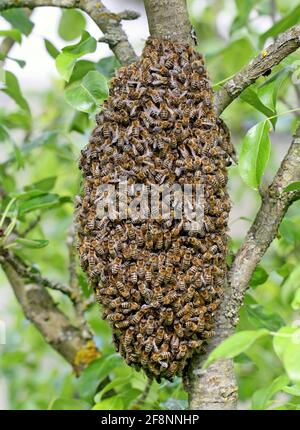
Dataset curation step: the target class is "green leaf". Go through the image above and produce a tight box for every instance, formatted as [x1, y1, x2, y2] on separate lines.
[279, 218, 300, 243]
[44, 39, 59, 59]
[96, 56, 120, 78]
[284, 181, 300, 192]
[282, 337, 300, 383]
[259, 5, 300, 47]
[65, 71, 108, 113]
[240, 87, 276, 129]
[55, 53, 77, 82]
[282, 385, 300, 396]
[15, 238, 49, 249]
[203, 329, 270, 368]
[2, 9, 34, 36]
[18, 193, 60, 215]
[291, 289, 300, 310]
[68, 60, 96, 85]
[25, 177, 57, 192]
[56, 32, 97, 81]
[49, 398, 89, 410]
[76, 354, 122, 401]
[245, 304, 284, 332]
[0, 124, 10, 142]
[249, 265, 268, 287]
[3, 55, 26, 68]
[93, 396, 124, 410]
[58, 10, 86, 41]
[2, 71, 30, 114]
[251, 375, 289, 410]
[281, 266, 300, 305]
[258, 67, 290, 112]
[62, 31, 96, 58]
[273, 326, 299, 360]
[238, 120, 271, 189]
[94, 375, 133, 403]
[0, 29, 22, 43]
[69, 111, 90, 133]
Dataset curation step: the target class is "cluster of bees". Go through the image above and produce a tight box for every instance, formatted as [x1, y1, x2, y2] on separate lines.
[76, 38, 233, 381]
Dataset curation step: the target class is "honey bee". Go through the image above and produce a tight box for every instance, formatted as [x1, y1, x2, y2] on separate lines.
[129, 264, 138, 284]
[144, 336, 155, 353]
[165, 362, 179, 379]
[165, 308, 174, 325]
[137, 281, 151, 302]
[159, 344, 171, 361]
[116, 281, 130, 299]
[165, 53, 177, 69]
[177, 303, 193, 319]
[165, 265, 173, 282]
[176, 343, 188, 360]
[185, 321, 198, 333]
[145, 265, 152, 283]
[124, 326, 135, 348]
[162, 290, 177, 305]
[202, 267, 213, 285]
[99, 286, 117, 296]
[106, 312, 124, 322]
[146, 315, 155, 335]
[155, 326, 165, 345]
[109, 297, 123, 309]
[174, 320, 184, 338]
[182, 250, 192, 270]
[115, 320, 131, 329]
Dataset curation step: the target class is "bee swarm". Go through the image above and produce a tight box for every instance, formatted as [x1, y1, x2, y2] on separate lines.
[76, 38, 233, 381]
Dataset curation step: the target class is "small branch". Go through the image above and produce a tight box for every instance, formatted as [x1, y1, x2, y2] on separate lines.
[215, 24, 300, 114]
[19, 215, 41, 238]
[143, 0, 193, 45]
[0, 252, 100, 373]
[2, 251, 73, 296]
[132, 378, 153, 409]
[0, 0, 138, 65]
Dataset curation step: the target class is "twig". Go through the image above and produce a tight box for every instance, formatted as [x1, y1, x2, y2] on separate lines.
[0, 0, 138, 65]
[1, 250, 73, 296]
[132, 378, 153, 409]
[215, 24, 300, 114]
[19, 215, 41, 237]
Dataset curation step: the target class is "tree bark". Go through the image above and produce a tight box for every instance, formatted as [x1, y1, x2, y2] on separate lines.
[1, 258, 100, 374]
[144, 0, 193, 45]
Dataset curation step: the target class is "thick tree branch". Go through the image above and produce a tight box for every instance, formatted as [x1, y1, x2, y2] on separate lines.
[143, 0, 193, 45]
[228, 125, 300, 323]
[215, 24, 300, 114]
[0, 252, 100, 374]
[0, 0, 138, 65]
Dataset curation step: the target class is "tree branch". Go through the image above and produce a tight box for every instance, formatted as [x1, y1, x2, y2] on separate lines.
[215, 24, 300, 114]
[0, 0, 138, 65]
[0, 252, 100, 374]
[229, 125, 300, 323]
[143, 0, 193, 45]
[186, 126, 300, 409]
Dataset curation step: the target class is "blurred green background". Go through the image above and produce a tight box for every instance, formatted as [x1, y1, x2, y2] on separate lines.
[1, 0, 300, 410]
